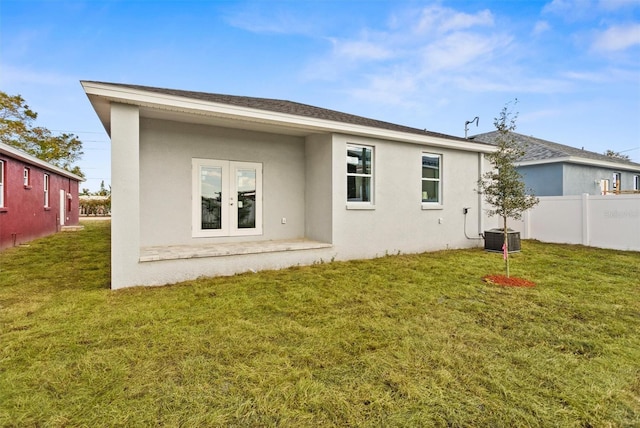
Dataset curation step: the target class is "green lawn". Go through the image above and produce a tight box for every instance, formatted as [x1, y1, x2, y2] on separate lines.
[1, 221, 639, 427]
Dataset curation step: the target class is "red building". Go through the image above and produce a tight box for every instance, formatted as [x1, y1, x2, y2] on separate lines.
[0, 142, 83, 250]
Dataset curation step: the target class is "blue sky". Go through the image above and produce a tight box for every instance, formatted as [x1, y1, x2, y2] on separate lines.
[1, 0, 639, 191]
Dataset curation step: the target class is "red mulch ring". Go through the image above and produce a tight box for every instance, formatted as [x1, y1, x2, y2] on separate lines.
[483, 275, 536, 288]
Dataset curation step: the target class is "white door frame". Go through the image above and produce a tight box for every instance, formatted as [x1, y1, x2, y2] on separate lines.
[59, 189, 65, 226]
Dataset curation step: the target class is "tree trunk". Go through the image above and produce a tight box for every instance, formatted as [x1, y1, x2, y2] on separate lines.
[503, 215, 510, 278]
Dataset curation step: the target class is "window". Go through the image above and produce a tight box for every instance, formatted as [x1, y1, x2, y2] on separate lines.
[634, 175, 639, 191]
[422, 153, 442, 205]
[0, 160, 4, 207]
[44, 174, 50, 208]
[192, 159, 262, 237]
[23, 167, 30, 187]
[347, 144, 373, 204]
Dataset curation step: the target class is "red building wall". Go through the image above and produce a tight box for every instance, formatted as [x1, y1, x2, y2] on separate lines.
[0, 154, 80, 250]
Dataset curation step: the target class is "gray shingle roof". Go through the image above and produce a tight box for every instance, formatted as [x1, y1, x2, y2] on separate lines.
[471, 131, 640, 168]
[85, 81, 480, 144]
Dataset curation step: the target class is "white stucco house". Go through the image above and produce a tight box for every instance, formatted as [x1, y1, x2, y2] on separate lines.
[82, 81, 495, 289]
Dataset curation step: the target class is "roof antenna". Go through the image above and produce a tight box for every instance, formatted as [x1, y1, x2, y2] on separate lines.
[465, 116, 479, 138]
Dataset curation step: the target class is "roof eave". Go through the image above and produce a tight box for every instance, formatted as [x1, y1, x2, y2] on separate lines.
[81, 81, 496, 154]
[0, 142, 85, 181]
[517, 156, 640, 171]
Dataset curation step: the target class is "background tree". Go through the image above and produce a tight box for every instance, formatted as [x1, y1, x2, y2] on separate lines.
[604, 149, 631, 161]
[96, 180, 111, 196]
[477, 100, 538, 277]
[0, 90, 84, 177]
[79, 181, 111, 216]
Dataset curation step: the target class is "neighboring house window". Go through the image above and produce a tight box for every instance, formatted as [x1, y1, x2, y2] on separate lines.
[347, 144, 373, 204]
[24, 167, 31, 187]
[192, 158, 262, 237]
[0, 160, 4, 207]
[613, 172, 621, 190]
[422, 153, 442, 205]
[44, 174, 50, 208]
[634, 175, 639, 191]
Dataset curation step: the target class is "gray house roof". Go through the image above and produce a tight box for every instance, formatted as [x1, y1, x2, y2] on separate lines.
[82, 81, 481, 145]
[471, 131, 640, 170]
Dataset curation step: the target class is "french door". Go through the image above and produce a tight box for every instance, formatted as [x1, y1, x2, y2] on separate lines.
[192, 159, 262, 237]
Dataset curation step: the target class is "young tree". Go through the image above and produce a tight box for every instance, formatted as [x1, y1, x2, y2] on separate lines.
[0, 91, 84, 177]
[477, 100, 538, 277]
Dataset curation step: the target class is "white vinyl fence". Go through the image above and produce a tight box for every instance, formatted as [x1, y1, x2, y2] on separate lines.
[505, 194, 640, 252]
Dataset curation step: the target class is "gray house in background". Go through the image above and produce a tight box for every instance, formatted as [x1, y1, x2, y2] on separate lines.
[471, 131, 640, 196]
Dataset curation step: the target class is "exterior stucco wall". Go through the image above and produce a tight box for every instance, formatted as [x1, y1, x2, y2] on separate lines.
[519, 162, 639, 196]
[110, 103, 141, 289]
[304, 134, 333, 243]
[109, 108, 490, 289]
[329, 134, 485, 260]
[518, 164, 563, 196]
[563, 163, 638, 195]
[139, 118, 307, 247]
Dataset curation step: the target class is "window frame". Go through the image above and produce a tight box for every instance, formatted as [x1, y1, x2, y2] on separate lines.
[192, 158, 263, 238]
[421, 152, 443, 209]
[612, 172, 621, 190]
[346, 143, 375, 209]
[0, 160, 5, 208]
[24, 167, 31, 188]
[44, 173, 50, 208]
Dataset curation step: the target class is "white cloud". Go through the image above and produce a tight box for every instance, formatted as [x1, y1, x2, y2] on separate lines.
[303, 1, 635, 115]
[224, 7, 315, 35]
[597, 0, 640, 10]
[420, 32, 510, 72]
[532, 21, 551, 36]
[592, 24, 640, 52]
[452, 72, 573, 94]
[330, 38, 394, 61]
[306, 4, 505, 80]
[414, 5, 494, 34]
[562, 70, 608, 82]
[542, 0, 595, 20]
[346, 71, 419, 106]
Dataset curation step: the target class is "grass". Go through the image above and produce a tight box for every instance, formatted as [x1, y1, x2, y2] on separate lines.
[1, 221, 639, 427]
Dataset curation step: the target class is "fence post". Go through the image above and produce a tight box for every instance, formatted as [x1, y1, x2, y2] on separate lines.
[582, 193, 590, 246]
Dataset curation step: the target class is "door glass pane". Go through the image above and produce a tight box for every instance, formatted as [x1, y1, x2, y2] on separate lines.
[236, 169, 256, 229]
[201, 166, 222, 230]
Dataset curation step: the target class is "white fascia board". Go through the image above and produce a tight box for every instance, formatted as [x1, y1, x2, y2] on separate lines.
[0, 142, 84, 181]
[81, 81, 495, 154]
[517, 156, 640, 172]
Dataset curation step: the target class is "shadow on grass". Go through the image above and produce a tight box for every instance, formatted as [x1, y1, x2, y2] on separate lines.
[0, 220, 111, 291]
